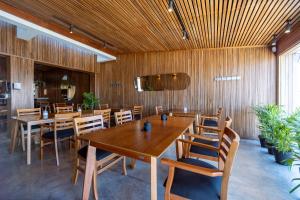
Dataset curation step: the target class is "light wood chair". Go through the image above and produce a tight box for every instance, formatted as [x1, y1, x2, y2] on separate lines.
[187, 117, 233, 161]
[53, 103, 67, 113]
[132, 105, 143, 120]
[155, 105, 163, 115]
[200, 107, 223, 127]
[114, 110, 133, 125]
[162, 127, 240, 200]
[56, 106, 74, 113]
[94, 109, 111, 128]
[100, 103, 109, 109]
[72, 115, 127, 187]
[17, 108, 41, 151]
[40, 112, 81, 166]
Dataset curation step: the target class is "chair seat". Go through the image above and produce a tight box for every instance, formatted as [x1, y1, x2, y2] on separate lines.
[42, 128, 74, 139]
[190, 138, 219, 157]
[78, 145, 112, 161]
[23, 124, 41, 131]
[203, 119, 218, 127]
[164, 158, 222, 200]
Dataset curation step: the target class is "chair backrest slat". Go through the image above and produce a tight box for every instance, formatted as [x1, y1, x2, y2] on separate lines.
[218, 127, 240, 199]
[56, 106, 74, 113]
[94, 109, 111, 122]
[54, 112, 81, 131]
[115, 110, 132, 125]
[74, 115, 104, 136]
[155, 106, 163, 115]
[133, 105, 143, 115]
[17, 108, 41, 117]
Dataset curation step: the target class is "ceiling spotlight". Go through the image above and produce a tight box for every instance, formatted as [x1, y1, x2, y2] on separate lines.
[284, 20, 291, 34]
[168, 0, 174, 12]
[182, 29, 188, 40]
[69, 24, 73, 34]
[271, 34, 277, 46]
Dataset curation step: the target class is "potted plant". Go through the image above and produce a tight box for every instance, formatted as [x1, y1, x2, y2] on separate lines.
[82, 92, 100, 110]
[253, 105, 268, 147]
[288, 151, 300, 193]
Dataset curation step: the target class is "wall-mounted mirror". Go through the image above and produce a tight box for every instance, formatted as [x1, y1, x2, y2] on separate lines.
[134, 73, 190, 92]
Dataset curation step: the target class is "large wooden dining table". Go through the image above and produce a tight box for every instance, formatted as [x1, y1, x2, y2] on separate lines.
[79, 115, 194, 200]
[10, 110, 93, 165]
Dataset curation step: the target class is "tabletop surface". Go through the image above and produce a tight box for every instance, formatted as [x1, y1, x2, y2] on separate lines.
[78, 115, 194, 159]
[12, 110, 93, 123]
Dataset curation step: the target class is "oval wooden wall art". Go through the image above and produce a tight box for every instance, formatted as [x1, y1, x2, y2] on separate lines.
[134, 73, 191, 92]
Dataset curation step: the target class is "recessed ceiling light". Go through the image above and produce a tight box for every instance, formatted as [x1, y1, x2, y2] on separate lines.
[168, 0, 174, 12]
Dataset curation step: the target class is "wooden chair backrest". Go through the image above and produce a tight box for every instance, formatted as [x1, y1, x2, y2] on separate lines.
[114, 110, 132, 125]
[74, 115, 104, 136]
[133, 105, 143, 115]
[93, 109, 111, 122]
[217, 116, 233, 140]
[56, 106, 74, 113]
[55, 103, 67, 107]
[216, 107, 223, 118]
[218, 127, 240, 199]
[155, 106, 163, 115]
[100, 104, 109, 109]
[54, 112, 81, 131]
[17, 108, 41, 117]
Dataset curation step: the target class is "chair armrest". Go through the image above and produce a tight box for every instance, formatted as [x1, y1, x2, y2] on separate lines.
[161, 158, 223, 177]
[196, 125, 221, 132]
[177, 139, 219, 152]
[200, 115, 219, 120]
[183, 133, 219, 142]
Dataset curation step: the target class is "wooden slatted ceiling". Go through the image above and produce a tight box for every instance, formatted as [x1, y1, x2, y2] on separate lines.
[1, 0, 300, 53]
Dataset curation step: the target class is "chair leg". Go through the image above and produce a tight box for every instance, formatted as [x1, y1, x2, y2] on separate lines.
[73, 158, 80, 184]
[130, 158, 136, 169]
[122, 156, 127, 175]
[92, 163, 99, 200]
[40, 139, 43, 160]
[21, 132, 25, 152]
[54, 137, 60, 166]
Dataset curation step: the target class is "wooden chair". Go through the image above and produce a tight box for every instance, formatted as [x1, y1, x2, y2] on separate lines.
[114, 110, 133, 125]
[187, 117, 232, 161]
[200, 107, 223, 127]
[100, 103, 109, 109]
[40, 112, 81, 166]
[72, 115, 127, 188]
[93, 109, 111, 128]
[53, 103, 67, 113]
[162, 127, 240, 200]
[132, 105, 143, 120]
[56, 106, 74, 113]
[17, 108, 41, 151]
[155, 105, 163, 115]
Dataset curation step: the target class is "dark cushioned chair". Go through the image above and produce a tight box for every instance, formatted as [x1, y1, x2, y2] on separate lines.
[23, 124, 41, 131]
[162, 127, 240, 200]
[42, 128, 74, 139]
[164, 158, 222, 200]
[78, 145, 112, 161]
[190, 138, 219, 157]
[203, 119, 218, 127]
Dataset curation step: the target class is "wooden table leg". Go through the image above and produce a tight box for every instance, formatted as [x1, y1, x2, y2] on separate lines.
[27, 122, 31, 165]
[82, 145, 96, 200]
[176, 135, 183, 159]
[150, 157, 157, 200]
[10, 119, 18, 153]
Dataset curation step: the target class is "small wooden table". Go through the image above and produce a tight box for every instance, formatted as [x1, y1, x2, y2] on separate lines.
[79, 115, 194, 200]
[10, 110, 93, 165]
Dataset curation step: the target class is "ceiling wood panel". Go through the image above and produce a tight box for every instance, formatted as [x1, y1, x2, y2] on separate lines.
[1, 0, 300, 53]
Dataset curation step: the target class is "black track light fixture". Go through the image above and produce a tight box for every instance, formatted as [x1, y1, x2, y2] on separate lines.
[284, 20, 292, 34]
[271, 34, 277, 46]
[182, 29, 188, 40]
[168, 0, 174, 12]
[69, 24, 73, 34]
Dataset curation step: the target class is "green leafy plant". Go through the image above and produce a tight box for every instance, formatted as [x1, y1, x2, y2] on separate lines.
[288, 151, 300, 193]
[82, 92, 99, 110]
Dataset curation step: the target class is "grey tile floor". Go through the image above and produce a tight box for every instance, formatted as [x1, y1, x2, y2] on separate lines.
[0, 128, 299, 200]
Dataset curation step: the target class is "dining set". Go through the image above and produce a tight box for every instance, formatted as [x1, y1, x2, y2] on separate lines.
[9, 104, 239, 200]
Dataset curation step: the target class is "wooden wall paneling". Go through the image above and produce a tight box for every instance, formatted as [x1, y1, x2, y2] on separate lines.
[10, 56, 34, 115]
[95, 47, 276, 139]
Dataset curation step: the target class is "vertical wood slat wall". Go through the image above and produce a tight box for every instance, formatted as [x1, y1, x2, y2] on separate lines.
[96, 47, 276, 139]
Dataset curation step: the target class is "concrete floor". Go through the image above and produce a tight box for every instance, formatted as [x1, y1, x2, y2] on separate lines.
[0, 127, 300, 200]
